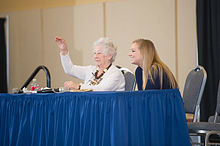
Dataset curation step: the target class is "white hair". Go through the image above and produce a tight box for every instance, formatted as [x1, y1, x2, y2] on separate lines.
[93, 37, 117, 63]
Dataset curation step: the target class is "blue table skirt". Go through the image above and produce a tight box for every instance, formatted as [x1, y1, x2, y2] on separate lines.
[0, 89, 190, 146]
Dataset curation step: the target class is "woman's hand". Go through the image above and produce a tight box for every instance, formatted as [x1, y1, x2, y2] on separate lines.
[64, 81, 80, 90]
[55, 36, 68, 55]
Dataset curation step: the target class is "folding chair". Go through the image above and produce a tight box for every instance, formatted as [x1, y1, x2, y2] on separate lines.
[183, 65, 207, 122]
[187, 81, 220, 146]
[117, 67, 136, 91]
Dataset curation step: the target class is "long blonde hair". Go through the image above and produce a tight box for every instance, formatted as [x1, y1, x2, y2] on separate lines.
[132, 39, 178, 89]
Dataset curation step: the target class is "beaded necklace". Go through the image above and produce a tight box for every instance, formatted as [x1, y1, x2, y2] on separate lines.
[89, 64, 112, 86]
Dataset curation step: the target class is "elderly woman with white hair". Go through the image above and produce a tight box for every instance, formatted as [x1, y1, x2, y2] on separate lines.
[55, 36, 125, 91]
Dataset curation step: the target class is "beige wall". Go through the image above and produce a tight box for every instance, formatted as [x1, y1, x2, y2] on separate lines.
[0, 0, 197, 93]
[5, 10, 44, 90]
[0, 0, 116, 12]
[106, 0, 176, 76]
[177, 0, 197, 91]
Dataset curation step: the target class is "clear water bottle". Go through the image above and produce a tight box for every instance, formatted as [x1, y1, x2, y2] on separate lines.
[31, 78, 39, 91]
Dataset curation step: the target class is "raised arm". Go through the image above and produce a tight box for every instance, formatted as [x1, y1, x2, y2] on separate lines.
[55, 36, 68, 56]
[55, 36, 92, 82]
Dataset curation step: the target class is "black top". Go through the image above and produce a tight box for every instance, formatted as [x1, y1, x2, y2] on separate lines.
[135, 66, 173, 90]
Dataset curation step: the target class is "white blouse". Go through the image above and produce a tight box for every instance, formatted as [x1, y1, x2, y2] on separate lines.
[60, 54, 125, 91]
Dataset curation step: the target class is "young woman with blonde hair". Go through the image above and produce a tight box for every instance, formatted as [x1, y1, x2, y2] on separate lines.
[128, 39, 178, 90]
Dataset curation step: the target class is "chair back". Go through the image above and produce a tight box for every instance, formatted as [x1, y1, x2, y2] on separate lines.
[214, 81, 220, 123]
[207, 81, 220, 123]
[119, 67, 136, 91]
[183, 65, 207, 122]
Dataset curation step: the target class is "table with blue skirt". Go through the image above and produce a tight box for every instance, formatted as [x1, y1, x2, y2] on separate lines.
[0, 89, 190, 146]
